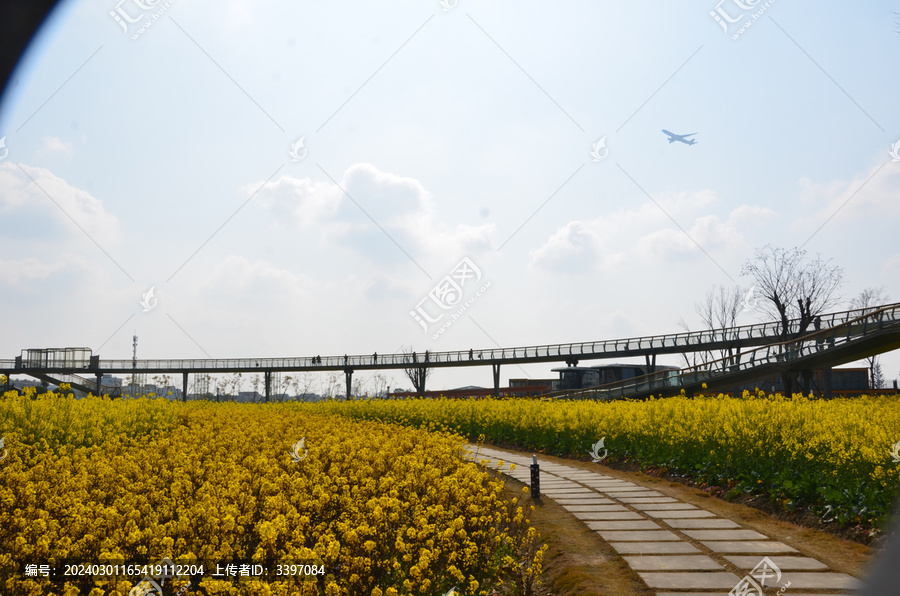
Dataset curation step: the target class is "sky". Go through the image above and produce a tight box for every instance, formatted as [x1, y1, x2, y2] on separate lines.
[0, 0, 899, 395]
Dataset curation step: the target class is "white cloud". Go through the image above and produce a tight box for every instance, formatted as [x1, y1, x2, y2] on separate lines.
[798, 161, 900, 223]
[36, 137, 74, 159]
[530, 191, 771, 273]
[528, 221, 626, 273]
[0, 257, 65, 285]
[0, 163, 122, 244]
[250, 162, 497, 269]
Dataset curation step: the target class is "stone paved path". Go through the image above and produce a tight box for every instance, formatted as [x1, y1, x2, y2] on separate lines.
[467, 446, 863, 596]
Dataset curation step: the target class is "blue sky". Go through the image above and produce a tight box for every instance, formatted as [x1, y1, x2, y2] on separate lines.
[0, 0, 898, 394]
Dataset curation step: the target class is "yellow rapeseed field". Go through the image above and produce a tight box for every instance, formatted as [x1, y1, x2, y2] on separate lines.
[312, 392, 900, 533]
[0, 389, 544, 596]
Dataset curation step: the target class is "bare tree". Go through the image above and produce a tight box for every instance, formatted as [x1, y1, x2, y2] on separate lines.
[151, 374, 174, 398]
[401, 346, 429, 394]
[351, 375, 366, 398]
[297, 372, 319, 400]
[741, 245, 844, 393]
[228, 372, 244, 399]
[850, 287, 890, 389]
[742, 246, 843, 337]
[370, 372, 389, 398]
[250, 373, 262, 402]
[691, 285, 746, 362]
[676, 318, 703, 368]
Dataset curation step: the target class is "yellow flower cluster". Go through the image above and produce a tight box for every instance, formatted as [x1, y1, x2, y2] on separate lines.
[0, 393, 542, 595]
[311, 392, 900, 529]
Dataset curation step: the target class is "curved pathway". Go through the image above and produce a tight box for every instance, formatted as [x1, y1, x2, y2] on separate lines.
[468, 445, 864, 596]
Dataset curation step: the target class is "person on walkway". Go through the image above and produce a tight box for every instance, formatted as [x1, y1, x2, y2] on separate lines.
[372, 352, 377, 364]
[424, 350, 429, 362]
[469, 348, 473, 360]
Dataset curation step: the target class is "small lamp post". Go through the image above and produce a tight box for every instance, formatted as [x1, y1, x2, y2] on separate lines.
[530, 454, 540, 499]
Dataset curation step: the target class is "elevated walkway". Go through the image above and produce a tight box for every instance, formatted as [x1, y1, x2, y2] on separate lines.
[547, 304, 900, 400]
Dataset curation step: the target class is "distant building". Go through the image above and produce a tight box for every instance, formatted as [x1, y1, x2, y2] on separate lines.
[729, 368, 870, 395]
[551, 364, 679, 392]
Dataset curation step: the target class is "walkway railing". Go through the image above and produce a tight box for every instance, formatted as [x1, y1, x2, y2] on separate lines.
[3, 303, 896, 374]
[548, 304, 900, 400]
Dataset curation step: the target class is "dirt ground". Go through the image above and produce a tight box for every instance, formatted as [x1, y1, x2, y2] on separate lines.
[493, 445, 876, 596]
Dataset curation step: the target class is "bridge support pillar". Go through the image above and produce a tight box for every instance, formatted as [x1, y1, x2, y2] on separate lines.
[182, 372, 188, 402]
[822, 367, 833, 400]
[645, 353, 656, 374]
[345, 369, 353, 400]
[492, 363, 500, 395]
[95, 373, 103, 397]
[264, 371, 271, 403]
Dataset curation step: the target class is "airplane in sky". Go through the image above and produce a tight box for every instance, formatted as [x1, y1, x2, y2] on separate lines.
[662, 130, 697, 145]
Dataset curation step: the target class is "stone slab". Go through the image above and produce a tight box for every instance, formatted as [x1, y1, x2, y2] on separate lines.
[633, 503, 698, 511]
[572, 511, 644, 521]
[544, 486, 596, 492]
[645, 509, 716, 519]
[554, 499, 615, 506]
[702, 541, 799, 554]
[561, 504, 628, 512]
[618, 497, 679, 504]
[623, 555, 722, 571]
[724, 555, 826, 570]
[665, 519, 740, 529]
[684, 529, 768, 541]
[638, 571, 742, 589]
[587, 520, 661, 530]
[778, 572, 864, 590]
[601, 491, 666, 498]
[542, 487, 581, 491]
[610, 541, 701, 554]
[597, 530, 681, 541]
